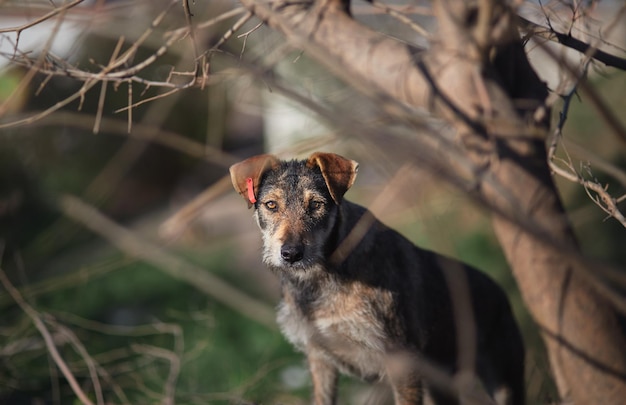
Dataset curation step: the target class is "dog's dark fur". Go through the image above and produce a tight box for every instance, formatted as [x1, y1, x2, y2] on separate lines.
[230, 152, 525, 405]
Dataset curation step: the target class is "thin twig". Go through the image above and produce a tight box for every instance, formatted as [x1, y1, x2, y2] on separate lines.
[94, 36, 125, 134]
[0, 0, 86, 34]
[369, 1, 430, 38]
[0, 5, 249, 129]
[208, 11, 254, 55]
[48, 319, 105, 405]
[0, 0, 191, 129]
[547, 63, 626, 228]
[165, 7, 248, 37]
[131, 340, 181, 405]
[113, 87, 183, 113]
[127, 79, 133, 133]
[59, 195, 277, 330]
[4, 110, 238, 167]
[519, 15, 626, 70]
[0, 0, 73, 117]
[159, 176, 234, 240]
[0, 269, 96, 405]
[181, 0, 208, 88]
[0, 256, 135, 310]
[238, 20, 263, 59]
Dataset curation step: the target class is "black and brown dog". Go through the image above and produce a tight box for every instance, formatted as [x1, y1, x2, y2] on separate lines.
[230, 152, 524, 405]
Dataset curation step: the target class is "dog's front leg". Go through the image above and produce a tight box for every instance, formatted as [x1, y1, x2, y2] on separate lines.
[308, 350, 338, 405]
[386, 352, 423, 405]
[389, 377, 423, 405]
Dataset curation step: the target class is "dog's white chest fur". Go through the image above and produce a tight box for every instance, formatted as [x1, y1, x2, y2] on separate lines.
[277, 280, 391, 380]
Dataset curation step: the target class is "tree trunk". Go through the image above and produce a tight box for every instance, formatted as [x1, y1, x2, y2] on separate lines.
[239, 0, 626, 402]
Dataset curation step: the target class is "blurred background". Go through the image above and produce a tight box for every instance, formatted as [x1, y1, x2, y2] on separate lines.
[0, 0, 625, 403]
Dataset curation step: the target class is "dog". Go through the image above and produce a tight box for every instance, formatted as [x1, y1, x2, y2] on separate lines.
[230, 152, 525, 405]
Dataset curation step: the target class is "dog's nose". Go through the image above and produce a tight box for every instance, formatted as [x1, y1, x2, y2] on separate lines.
[281, 244, 304, 263]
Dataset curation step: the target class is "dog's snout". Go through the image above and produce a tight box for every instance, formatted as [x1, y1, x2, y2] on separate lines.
[281, 244, 304, 264]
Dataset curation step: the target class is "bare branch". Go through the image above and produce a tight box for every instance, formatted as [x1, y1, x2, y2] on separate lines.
[59, 195, 277, 330]
[0, 0, 86, 34]
[520, 16, 626, 71]
[0, 268, 96, 405]
[131, 340, 181, 405]
[543, 42, 626, 228]
[550, 142, 626, 228]
[93, 36, 125, 134]
[159, 176, 234, 240]
[368, 1, 431, 38]
[48, 319, 105, 405]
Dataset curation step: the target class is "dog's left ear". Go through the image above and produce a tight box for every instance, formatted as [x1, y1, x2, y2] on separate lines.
[307, 152, 359, 204]
[230, 154, 280, 208]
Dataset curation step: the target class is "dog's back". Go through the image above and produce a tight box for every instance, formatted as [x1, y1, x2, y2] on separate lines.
[322, 198, 525, 403]
[230, 153, 525, 405]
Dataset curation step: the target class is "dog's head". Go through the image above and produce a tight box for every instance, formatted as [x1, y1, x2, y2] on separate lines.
[230, 152, 358, 273]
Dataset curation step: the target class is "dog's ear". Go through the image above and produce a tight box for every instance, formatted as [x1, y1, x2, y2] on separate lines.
[307, 152, 359, 204]
[229, 154, 280, 208]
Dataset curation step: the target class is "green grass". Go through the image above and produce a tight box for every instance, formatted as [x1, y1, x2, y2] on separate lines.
[0, 249, 306, 404]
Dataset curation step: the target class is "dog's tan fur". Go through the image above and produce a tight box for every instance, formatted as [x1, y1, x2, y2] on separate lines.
[230, 152, 524, 405]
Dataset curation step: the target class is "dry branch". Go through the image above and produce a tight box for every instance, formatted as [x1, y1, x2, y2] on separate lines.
[0, 267, 97, 405]
[59, 195, 277, 330]
[548, 78, 626, 228]
[519, 16, 626, 71]
[0, 1, 243, 128]
[0, 0, 87, 35]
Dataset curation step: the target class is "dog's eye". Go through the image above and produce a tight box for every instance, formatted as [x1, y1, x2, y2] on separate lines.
[265, 201, 278, 211]
[310, 200, 324, 211]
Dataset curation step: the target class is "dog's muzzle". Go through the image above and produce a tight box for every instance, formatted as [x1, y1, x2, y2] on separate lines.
[280, 243, 304, 264]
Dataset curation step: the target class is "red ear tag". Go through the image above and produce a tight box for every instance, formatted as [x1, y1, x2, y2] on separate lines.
[246, 177, 257, 204]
